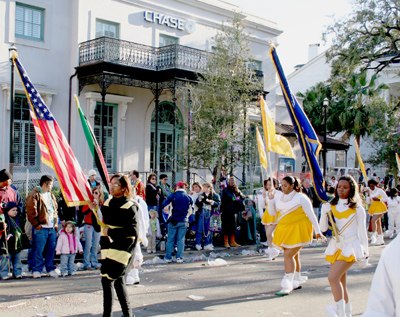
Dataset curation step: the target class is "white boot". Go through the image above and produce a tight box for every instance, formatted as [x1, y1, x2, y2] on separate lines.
[336, 299, 346, 317]
[294, 271, 308, 284]
[276, 273, 294, 296]
[325, 299, 345, 317]
[293, 272, 301, 289]
[345, 302, 352, 317]
[376, 234, 385, 246]
[268, 247, 280, 261]
[370, 232, 377, 244]
[126, 268, 140, 285]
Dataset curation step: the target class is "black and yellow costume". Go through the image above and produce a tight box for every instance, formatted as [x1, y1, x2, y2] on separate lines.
[99, 196, 138, 317]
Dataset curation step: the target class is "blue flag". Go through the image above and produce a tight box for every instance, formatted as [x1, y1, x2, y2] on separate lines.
[269, 46, 328, 202]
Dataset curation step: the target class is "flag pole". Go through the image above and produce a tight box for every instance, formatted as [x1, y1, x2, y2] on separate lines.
[266, 149, 273, 181]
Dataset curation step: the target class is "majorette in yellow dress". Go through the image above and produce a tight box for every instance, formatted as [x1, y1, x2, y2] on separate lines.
[267, 191, 321, 250]
[258, 195, 277, 225]
[366, 188, 388, 216]
[320, 199, 369, 264]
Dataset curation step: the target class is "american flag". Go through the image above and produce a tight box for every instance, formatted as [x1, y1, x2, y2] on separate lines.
[13, 57, 93, 206]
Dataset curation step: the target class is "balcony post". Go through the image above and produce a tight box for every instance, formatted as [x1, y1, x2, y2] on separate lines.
[187, 89, 191, 185]
[152, 83, 161, 174]
[172, 81, 177, 187]
[101, 75, 107, 156]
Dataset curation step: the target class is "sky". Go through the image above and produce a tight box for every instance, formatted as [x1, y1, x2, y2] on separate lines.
[226, 0, 353, 75]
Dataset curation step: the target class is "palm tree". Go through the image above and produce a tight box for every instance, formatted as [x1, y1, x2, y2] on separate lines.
[331, 71, 388, 146]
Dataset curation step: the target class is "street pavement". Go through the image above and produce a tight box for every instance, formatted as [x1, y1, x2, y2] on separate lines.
[0, 240, 390, 317]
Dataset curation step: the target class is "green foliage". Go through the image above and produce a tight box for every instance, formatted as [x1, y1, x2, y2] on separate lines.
[179, 13, 263, 192]
[330, 71, 389, 142]
[298, 71, 389, 146]
[324, 0, 400, 76]
[297, 82, 335, 135]
[366, 99, 400, 173]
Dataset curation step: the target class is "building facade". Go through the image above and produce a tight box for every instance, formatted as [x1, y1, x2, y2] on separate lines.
[0, 0, 282, 184]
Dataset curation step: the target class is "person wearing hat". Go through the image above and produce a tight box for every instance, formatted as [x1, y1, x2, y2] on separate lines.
[0, 169, 23, 280]
[161, 181, 193, 263]
[0, 169, 23, 214]
[87, 169, 100, 190]
[0, 202, 29, 279]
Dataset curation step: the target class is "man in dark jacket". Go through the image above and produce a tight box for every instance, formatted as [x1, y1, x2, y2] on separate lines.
[301, 178, 321, 219]
[161, 182, 193, 263]
[58, 197, 82, 227]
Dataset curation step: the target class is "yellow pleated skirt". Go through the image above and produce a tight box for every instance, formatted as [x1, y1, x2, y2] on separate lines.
[326, 249, 356, 264]
[272, 207, 313, 250]
[368, 201, 387, 215]
[261, 209, 277, 225]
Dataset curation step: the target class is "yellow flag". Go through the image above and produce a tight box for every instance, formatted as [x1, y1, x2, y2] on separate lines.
[354, 139, 368, 181]
[256, 128, 268, 170]
[396, 153, 400, 171]
[260, 97, 294, 158]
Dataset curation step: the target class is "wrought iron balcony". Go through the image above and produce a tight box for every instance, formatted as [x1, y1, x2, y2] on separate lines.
[79, 37, 209, 73]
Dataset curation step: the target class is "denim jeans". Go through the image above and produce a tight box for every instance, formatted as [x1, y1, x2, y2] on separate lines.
[83, 224, 101, 269]
[60, 254, 76, 275]
[9, 252, 22, 277]
[32, 227, 57, 273]
[0, 254, 9, 278]
[165, 221, 187, 261]
[27, 248, 34, 271]
[195, 209, 212, 246]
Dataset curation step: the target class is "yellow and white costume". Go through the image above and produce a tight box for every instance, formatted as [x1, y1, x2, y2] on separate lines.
[362, 235, 400, 317]
[320, 199, 368, 264]
[258, 194, 277, 226]
[268, 190, 321, 250]
[366, 187, 388, 216]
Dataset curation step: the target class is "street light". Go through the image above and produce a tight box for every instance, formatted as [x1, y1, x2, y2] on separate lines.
[323, 97, 329, 182]
[9, 44, 17, 166]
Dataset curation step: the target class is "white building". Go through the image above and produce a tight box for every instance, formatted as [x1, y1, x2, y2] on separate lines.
[0, 0, 282, 185]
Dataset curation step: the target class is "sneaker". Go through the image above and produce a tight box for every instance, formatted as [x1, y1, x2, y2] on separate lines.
[195, 244, 202, 251]
[95, 266, 101, 270]
[84, 267, 93, 271]
[1, 275, 10, 280]
[204, 244, 214, 251]
[15, 275, 22, 279]
[165, 258, 172, 263]
[33, 271, 41, 279]
[23, 271, 33, 277]
[147, 250, 152, 254]
[70, 272, 77, 276]
[176, 258, 184, 263]
[48, 270, 59, 278]
[62, 273, 68, 277]
[54, 268, 61, 275]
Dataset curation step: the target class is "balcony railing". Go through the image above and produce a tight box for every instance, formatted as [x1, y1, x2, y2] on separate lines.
[79, 37, 209, 73]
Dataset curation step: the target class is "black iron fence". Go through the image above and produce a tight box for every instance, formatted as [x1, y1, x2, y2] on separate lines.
[79, 37, 209, 73]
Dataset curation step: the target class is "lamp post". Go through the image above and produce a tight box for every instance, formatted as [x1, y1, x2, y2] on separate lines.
[323, 97, 329, 182]
[9, 44, 17, 166]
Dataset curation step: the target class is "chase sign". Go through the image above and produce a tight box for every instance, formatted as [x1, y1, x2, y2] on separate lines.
[143, 11, 196, 34]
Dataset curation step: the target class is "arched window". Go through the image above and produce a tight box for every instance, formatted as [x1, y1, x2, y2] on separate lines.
[150, 102, 184, 180]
